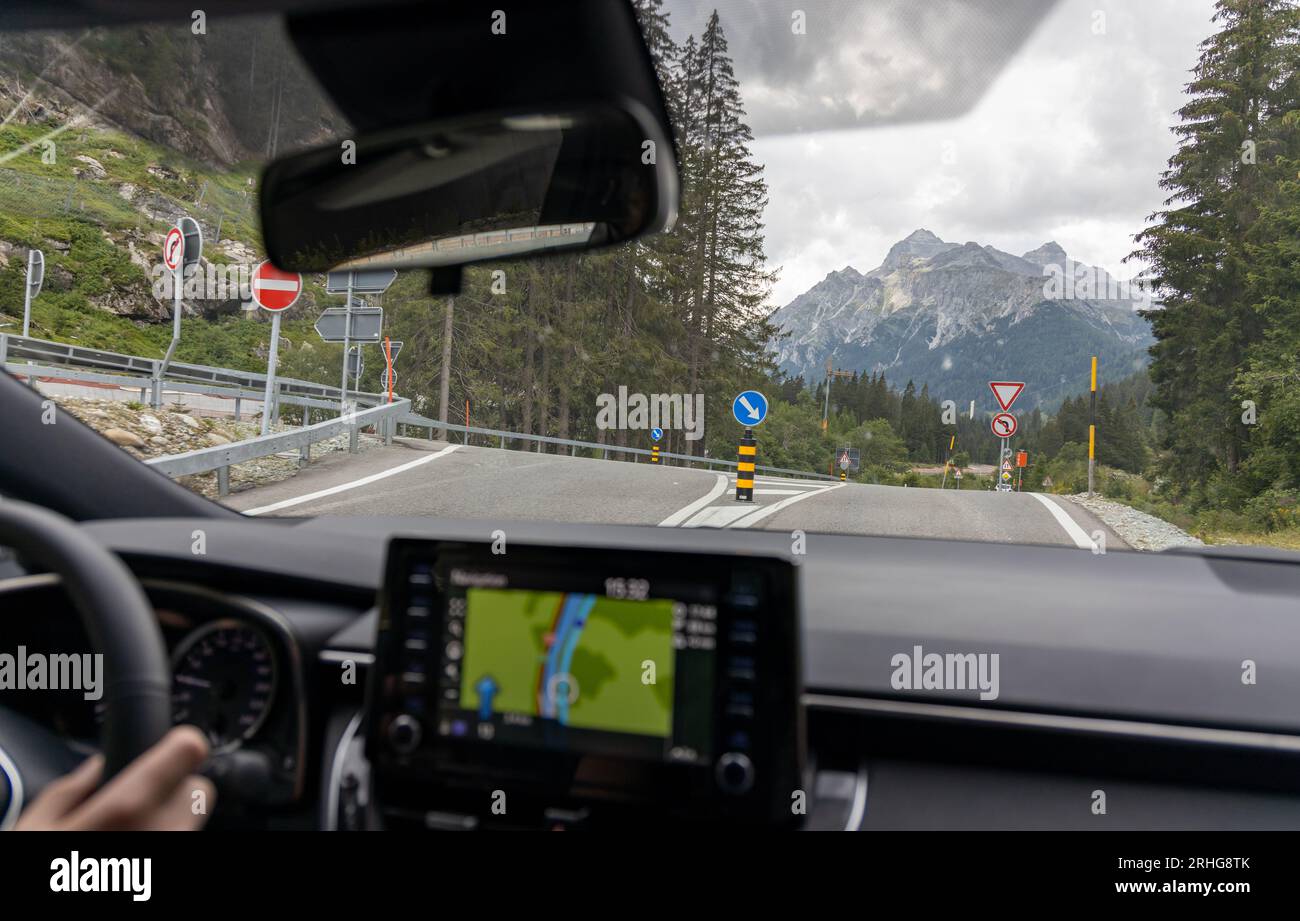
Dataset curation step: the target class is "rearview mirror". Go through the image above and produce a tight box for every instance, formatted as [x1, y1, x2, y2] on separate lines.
[258, 0, 678, 274]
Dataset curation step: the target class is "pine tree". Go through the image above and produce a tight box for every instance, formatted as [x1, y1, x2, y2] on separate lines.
[1131, 0, 1300, 494]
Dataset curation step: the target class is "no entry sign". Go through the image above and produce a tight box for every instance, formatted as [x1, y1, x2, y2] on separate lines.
[251, 261, 302, 312]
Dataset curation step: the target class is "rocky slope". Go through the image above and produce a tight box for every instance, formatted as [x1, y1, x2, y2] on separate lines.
[56, 398, 381, 499]
[769, 229, 1154, 409]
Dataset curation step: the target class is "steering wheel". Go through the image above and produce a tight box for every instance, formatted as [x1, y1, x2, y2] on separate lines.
[0, 500, 172, 822]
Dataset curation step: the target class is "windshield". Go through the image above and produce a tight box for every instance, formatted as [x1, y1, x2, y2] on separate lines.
[2, 0, 1297, 555]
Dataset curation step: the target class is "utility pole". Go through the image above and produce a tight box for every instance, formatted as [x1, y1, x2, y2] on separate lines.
[1087, 355, 1098, 497]
[822, 358, 854, 433]
[438, 296, 454, 441]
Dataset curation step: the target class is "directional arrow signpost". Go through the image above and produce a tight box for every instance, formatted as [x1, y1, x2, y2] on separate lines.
[732, 390, 768, 426]
[326, 268, 397, 294]
[326, 269, 396, 411]
[251, 261, 302, 435]
[314, 306, 384, 343]
[732, 390, 768, 501]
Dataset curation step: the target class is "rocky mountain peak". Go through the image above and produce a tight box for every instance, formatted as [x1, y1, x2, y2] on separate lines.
[1021, 240, 1068, 267]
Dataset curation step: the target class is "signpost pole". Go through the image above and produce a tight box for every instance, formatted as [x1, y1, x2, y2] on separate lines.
[340, 272, 353, 413]
[736, 428, 756, 501]
[1087, 355, 1098, 497]
[384, 336, 394, 404]
[260, 311, 282, 437]
[21, 249, 36, 337]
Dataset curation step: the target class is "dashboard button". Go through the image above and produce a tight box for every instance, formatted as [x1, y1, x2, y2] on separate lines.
[715, 752, 755, 795]
[388, 714, 423, 754]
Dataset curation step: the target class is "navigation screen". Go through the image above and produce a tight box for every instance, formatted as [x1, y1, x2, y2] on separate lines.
[432, 574, 717, 763]
[460, 589, 676, 738]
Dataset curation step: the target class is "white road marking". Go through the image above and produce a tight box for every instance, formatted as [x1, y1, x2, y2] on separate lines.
[752, 488, 801, 495]
[729, 482, 847, 529]
[1029, 493, 1099, 550]
[682, 505, 757, 528]
[243, 444, 461, 515]
[681, 504, 754, 525]
[657, 473, 728, 527]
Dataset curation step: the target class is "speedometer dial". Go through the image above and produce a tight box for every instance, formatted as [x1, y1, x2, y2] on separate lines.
[171, 621, 277, 752]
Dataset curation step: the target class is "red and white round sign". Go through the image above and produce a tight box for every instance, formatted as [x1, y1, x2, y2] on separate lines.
[250, 261, 302, 312]
[163, 227, 184, 271]
[991, 411, 1018, 438]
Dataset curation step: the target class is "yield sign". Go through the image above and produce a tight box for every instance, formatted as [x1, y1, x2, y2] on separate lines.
[989, 380, 1025, 411]
[251, 261, 302, 312]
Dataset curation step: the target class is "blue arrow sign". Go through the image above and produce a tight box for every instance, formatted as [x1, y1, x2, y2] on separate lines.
[650, 427, 664, 442]
[732, 390, 769, 426]
[475, 675, 498, 721]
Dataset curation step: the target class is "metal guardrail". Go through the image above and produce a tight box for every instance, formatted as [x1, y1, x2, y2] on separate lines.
[0, 332, 386, 416]
[146, 399, 411, 496]
[397, 412, 839, 482]
[1, 332, 836, 486]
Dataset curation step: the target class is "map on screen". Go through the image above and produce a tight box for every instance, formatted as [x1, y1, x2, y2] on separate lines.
[460, 588, 675, 738]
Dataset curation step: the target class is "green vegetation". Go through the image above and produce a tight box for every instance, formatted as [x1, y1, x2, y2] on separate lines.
[1125, 0, 1300, 547]
[0, 1, 1294, 552]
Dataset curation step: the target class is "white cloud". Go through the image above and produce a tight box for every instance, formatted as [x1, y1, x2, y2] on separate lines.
[666, 0, 1218, 307]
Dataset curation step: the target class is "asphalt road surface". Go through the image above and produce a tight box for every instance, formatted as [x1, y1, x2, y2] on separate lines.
[222, 438, 1127, 549]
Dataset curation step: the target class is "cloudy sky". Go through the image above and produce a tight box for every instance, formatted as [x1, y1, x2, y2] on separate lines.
[662, 0, 1218, 306]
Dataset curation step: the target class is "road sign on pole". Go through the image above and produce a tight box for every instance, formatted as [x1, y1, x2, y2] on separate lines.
[325, 268, 398, 294]
[21, 248, 43, 336]
[249, 262, 300, 437]
[156, 218, 204, 405]
[991, 412, 1018, 438]
[179, 216, 202, 270]
[650, 427, 664, 442]
[347, 346, 363, 379]
[163, 227, 183, 271]
[314, 306, 383, 342]
[732, 390, 769, 426]
[250, 261, 303, 312]
[989, 380, 1025, 412]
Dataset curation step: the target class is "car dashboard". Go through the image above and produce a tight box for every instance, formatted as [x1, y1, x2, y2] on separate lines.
[3, 514, 1300, 830]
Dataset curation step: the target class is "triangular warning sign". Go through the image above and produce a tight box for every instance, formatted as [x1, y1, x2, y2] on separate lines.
[989, 381, 1025, 411]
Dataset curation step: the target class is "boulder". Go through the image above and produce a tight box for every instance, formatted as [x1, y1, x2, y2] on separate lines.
[102, 428, 145, 448]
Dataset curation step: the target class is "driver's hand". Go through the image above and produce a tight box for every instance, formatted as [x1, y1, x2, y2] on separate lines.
[15, 726, 215, 831]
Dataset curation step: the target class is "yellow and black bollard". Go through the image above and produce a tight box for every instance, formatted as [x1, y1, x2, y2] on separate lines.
[735, 429, 756, 501]
[840, 468, 847, 482]
[651, 443, 660, 464]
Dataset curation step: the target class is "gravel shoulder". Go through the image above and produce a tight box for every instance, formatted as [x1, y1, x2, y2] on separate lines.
[1063, 493, 1203, 552]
